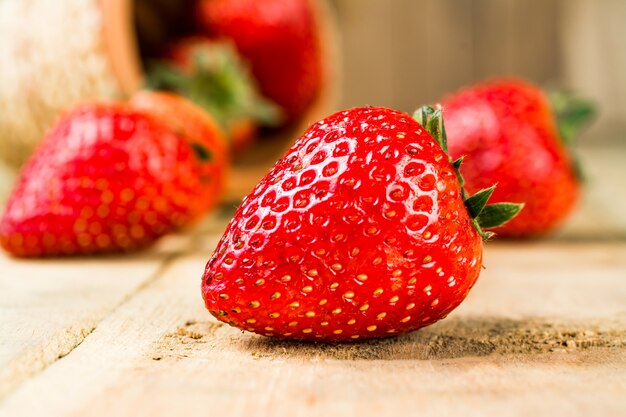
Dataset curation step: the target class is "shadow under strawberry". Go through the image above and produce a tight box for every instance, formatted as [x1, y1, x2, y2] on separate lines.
[236, 316, 625, 361]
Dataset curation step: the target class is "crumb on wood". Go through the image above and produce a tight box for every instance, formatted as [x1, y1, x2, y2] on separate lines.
[147, 320, 225, 361]
[177, 327, 203, 340]
[146, 318, 625, 363]
[236, 317, 626, 361]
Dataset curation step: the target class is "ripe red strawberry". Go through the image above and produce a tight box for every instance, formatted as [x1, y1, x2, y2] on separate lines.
[195, 0, 324, 123]
[201, 106, 520, 341]
[442, 78, 595, 237]
[147, 37, 281, 154]
[0, 92, 227, 257]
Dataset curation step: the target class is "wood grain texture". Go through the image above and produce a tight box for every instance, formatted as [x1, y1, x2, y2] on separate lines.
[561, 0, 626, 141]
[0, 218, 213, 401]
[1, 241, 624, 417]
[334, 0, 562, 112]
[332, 0, 626, 144]
[0, 253, 171, 400]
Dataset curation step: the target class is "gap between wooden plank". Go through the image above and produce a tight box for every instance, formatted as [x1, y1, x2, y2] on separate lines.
[0, 253, 179, 401]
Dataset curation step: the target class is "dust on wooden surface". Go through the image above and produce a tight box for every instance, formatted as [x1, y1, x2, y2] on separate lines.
[151, 316, 626, 362]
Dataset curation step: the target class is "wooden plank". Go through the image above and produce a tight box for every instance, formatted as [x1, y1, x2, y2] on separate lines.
[0, 252, 171, 400]
[1, 242, 624, 417]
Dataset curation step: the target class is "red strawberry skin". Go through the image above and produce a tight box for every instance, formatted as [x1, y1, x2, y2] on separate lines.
[196, 0, 323, 122]
[130, 91, 229, 201]
[443, 79, 579, 237]
[0, 96, 226, 257]
[202, 107, 483, 341]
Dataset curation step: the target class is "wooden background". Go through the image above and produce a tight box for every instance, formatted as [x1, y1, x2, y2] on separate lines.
[332, 0, 626, 144]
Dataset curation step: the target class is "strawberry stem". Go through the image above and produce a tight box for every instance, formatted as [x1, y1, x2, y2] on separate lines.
[413, 105, 523, 240]
[464, 185, 495, 218]
[413, 106, 448, 154]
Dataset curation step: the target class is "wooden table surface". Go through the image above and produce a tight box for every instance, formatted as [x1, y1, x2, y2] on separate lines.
[1, 146, 625, 417]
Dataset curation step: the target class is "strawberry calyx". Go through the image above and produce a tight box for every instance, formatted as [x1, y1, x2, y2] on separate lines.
[550, 90, 596, 146]
[145, 40, 283, 143]
[413, 105, 523, 240]
[549, 90, 596, 181]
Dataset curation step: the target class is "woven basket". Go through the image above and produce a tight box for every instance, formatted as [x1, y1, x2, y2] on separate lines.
[0, 0, 339, 201]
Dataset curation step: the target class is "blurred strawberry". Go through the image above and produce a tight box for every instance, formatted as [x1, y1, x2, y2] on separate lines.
[442, 79, 595, 237]
[0, 92, 227, 257]
[147, 37, 281, 154]
[130, 91, 229, 201]
[196, 0, 324, 123]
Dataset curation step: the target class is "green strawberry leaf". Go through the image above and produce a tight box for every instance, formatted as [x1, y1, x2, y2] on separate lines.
[413, 105, 523, 240]
[145, 41, 283, 142]
[452, 156, 464, 171]
[550, 90, 596, 145]
[464, 186, 495, 218]
[549, 89, 596, 183]
[145, 65, 189, 90]
[476, 203, 524, 230]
